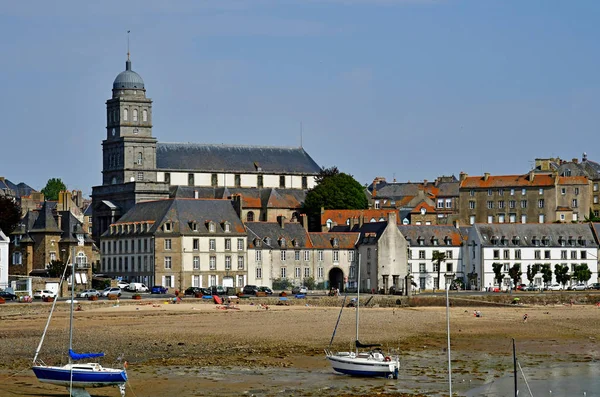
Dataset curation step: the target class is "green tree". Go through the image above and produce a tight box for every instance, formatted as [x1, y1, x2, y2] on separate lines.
[46, 260, 71, 278]
[41, 178, 67, 201]
[573, 264, 592, 284]
[315, 166, 340, 184]
[585, 209, 600, 223]
[554, 264, 571, 288]
[492, 263, 505, 288]
[0, 196, 21, 235]
[541, 264, 553, 288]
[508, 264, 522, 290]
[432, 250, 447, 291]
[303, 276, 316, 290]
[302, 168, 368, 231]
[526, 264, 540, 285]
[272, 278, 291, 291]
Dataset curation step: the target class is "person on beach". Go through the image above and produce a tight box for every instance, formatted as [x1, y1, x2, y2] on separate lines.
[523, 313, 528, 322]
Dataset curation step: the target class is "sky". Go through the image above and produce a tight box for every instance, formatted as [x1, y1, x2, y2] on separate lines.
[2, 0, 600, 196]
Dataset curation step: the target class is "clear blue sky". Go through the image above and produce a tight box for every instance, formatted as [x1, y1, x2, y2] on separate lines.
[2, 0, 600, 196]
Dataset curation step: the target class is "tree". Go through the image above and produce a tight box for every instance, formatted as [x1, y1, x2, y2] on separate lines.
[0, 196, 21, 235]
[573, 264, 592, 284]
[508, 264, 522, 290]
[315, 166, 340, 185]
[302, 169, 368, 230]
[585, 209, 600, 223]
[432, 250, 447, 291]
[46, 260, 71, 278]
[492, 263, 504, 288]
[41, 178, 67, 201]
[554, 264, 571, 288]
[303, 276, 316, 290]
[540, 264, 553, 288]
[526, 264, 540, 285]
[272, 278, 291, 291]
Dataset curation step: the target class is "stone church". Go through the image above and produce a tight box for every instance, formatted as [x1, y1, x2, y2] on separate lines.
[92, 55, 322, 242]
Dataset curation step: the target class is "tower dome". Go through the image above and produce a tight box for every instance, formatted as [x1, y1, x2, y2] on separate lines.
[113, 58, 145, 89]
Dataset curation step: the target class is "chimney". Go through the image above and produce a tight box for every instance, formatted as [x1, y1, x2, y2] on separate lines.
[453, 220, 460, 229]
[57, 213, 62, 230]
[483, 173, 490, 181]
[572, 158, 578, 164]
[423, 179, 428, 187]
[231, 194, 243, 219]
[359, 214, 364, 228]
[277, 215, 287, 229]
[299, 213, 308, 232]
[529, 170, 535, 182]
[387, 211, 397, 225]
[459, 172, 468, 182]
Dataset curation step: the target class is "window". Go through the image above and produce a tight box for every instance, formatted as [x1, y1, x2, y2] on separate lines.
[247, 212, 255, 222]
[348, 250, 354, 261]
[419, 250, 425, 259]
[279, 175, 286, 188]
[575, 187, 579, 195]
[469, 215, 475, 225]
[498, 201, 505, 209]
[488, 189, 492, 196]
[193, 256, 199, 270]
[446, 250, 453, 259]
[487, 201, 494, 209]
[12, 252, 22, 265]
[317, 267, 324, 278]
[257, 175, 263, 188]
[561, 188, 566, 195]
[133, 109, 138, 121]
[209, 223, 215, 233]
[238, 256, 244, 269]
[509, 213, 516, 223]
[445, 199, 452, 208]
[503, 250, 510, 259]
[209, 256, 216, 270]
[521, 188, 526, 195]
[538, 199, 545, 208]
[255, 250, 262, 261]
[581, 251, 587, 259]
[123, 108, 128, 121]
[469, 189, 475, 196]
[304, 267, 310, 277]
[493, 250, 500, 259]
[595, 183, 598, 192]
[193, 238, 199, 250]
[142, 109, 147, 121]
[571, 251, 577, 259]
[164, 239, 172, 250]
[561, 250, 567, 259]
[137, 152, 143, 165]
[304, 250, 310, 261]
[538, 188, 543, 195]
[225, 256, 232, 270]
[572, 199, 578, 208]
[419, 263, 426, 273]
[437, 199, 444, 209]
[294, 250, 301, 261]
[374, 200, 380, 209]
[165, 275, 173, 288]
[539, 214, 545, 223]
[469, 201, 475, 209]
[487, 215, 494, 223]
[333, 250, 339, 262]
[534, 250, 541, 260]
[225, 238, 231, 250]
[137, 172, 144, 181]
[498, 189, 504, 196]
[256, 267, 262, 279]
[509, 200, 516, 209]
[295, 267, 301, 278]
[544, 250, 551, 259]
[498, 214, 505, 223]
[281, 267, 287, 278]
[188, 173, 194, 186]
[446, 263, 453, 272]
[302, 176, 308, 189]
[164, 257, 172, 269]
[237, 239, 244, 250]
[515, 249, 521, 259]
[209, 239, 216, 251]
[211, 173, 218, 187]
[433, 263, 439, 272]
[521, 215, 527, 223]
[318, 250, 324, 261]
[234, 174, 241, 187]
[165, 172, 171, 184]
[281, 250, 287, 261]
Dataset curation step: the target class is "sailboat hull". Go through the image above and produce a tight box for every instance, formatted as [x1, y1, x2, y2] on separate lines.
[327, 354, 399, 378]
[32, 364, 127, 388]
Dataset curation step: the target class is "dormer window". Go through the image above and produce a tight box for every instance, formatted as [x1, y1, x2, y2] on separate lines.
[541, 236, 549, 246]
[208, 222, 215, 233]
[332, 238, 339, 248]
[255, 238, 261, 248]
[531, 236, 539, 246]
[490, 236, 498, 245]
[512, 236, 520, 245]
[568, 236, 574, 246]
[444, 236, 451, 245]
[264, 237, 271, 246]
[578, 236, 585, 246]
[432, 238, 439, 246]
[190, 222, 198, 232]
[280, 238, 286, 247]
[417, 237, 424, 246]
[293, 239, 300, 247]
[164, 222, 172, 232]
[224, 222, 231, 233]
[500, 236, 508, 246]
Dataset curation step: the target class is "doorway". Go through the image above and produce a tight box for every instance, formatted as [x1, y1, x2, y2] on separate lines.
[328, 267, 345, 293]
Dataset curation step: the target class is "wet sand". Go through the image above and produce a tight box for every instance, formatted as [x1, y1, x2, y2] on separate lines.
[0, 296, 598, 396]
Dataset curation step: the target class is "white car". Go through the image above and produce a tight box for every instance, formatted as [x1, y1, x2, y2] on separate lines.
[102, 287, 122, 297]
[78, 289, 100, 298]
[546, 284, 563, 291]
[117, 281, 129, 289]
[33, 290, 57, 299]
[571, 283, 587, 291]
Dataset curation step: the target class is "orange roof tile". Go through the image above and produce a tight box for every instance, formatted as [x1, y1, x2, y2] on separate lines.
[410, 202, 436, 214]
[321, 209, 399, 226]
[460, 174, 554, 188]
[557, 176, 589, 185]
[308, 232, 359, 249]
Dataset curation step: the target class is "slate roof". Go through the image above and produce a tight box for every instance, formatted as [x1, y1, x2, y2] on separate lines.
[309, 232, 359, 249]
[30, 202, 61, 233]
[0, 178, 36, 198]
[460, 174, 554, 189]
[110, 198, 245, 235]
[246, 222, 311, 249]
[169, 186, 306, 209]
[59, 212, 93, 244]
[398, 225, 464, 246]
[436, 181, 460, 196]
[473, 223, 598, 248]
[356, 222, 389, 244]
[156, 143, 321, 174]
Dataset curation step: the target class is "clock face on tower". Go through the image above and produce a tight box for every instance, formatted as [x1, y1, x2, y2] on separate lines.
[111, 128, 116, 136]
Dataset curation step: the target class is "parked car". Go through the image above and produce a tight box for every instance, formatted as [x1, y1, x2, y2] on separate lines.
[127, 283, 149, 292]
[184, 287, 204, 296]
[102, 287, 122, 297]
[33, 290, 57, 299]
[78, 289, 100, 298]
[545, 284, 563, 291]
[0, 290, 18, 301]
[151, 285, 169, 294]
[516, 284, 527, 291]
[570, 283, 587, 291]
[242, 285, 259, 295]
[209, 286, 227, 296]
[117, 281, 129, 289]
[525, 284, 541, 292]
[292, 285, 308, 295]
[258, 286, 273, 295]
[587, 283, 600, 290]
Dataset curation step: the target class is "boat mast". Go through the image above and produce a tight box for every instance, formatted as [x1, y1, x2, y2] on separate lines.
[513, 338, 517, 397]
[356, 253, 360, 354]
[446, 283, 452, 396]
[33, 251, 72, 364]
[69, 246, 75, 363]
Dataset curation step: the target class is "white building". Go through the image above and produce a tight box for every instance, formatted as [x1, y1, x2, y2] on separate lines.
[466, 223, 599, 290]
[0, 228, 8, 289]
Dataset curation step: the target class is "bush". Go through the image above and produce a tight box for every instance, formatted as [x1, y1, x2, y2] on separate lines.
[272, 278, 292, 290]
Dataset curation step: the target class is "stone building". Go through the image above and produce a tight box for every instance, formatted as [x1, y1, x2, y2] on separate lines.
[458, 171, 591, 225]
[92, 55, 321, 243]
[100, 198, 247, 291]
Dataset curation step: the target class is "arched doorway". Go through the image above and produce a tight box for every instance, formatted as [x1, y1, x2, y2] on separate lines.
[328, 267, 345, 292]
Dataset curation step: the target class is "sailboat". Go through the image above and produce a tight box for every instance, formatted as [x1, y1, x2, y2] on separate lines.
[325, 253, 399, 379]
[31, 250, 128, 397]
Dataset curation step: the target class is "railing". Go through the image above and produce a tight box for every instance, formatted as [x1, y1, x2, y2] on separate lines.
[75, 263, 91, 269]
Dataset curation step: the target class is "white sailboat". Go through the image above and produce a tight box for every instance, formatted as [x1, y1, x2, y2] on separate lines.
[32, 249, 127, 397]
[325, 253, 399, 379]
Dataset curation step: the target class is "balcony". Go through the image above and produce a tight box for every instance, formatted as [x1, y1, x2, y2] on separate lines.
[75, 262, 91, 269]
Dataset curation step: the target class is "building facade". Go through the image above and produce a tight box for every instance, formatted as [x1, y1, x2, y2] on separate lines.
[0, 228, 8, 289]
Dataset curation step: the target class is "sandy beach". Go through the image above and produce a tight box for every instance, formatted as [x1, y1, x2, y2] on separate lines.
[0, 295, 598, 396]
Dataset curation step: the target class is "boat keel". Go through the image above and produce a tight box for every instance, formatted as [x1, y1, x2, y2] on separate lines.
[68, 387, 91, 397]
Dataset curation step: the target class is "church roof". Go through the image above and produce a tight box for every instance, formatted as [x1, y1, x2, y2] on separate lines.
[156, 143, 321, 174]
[113, 59, 145, 89]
